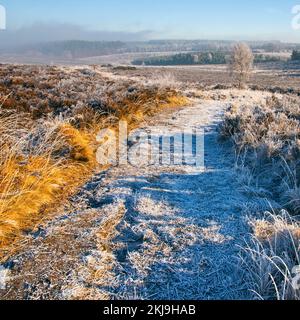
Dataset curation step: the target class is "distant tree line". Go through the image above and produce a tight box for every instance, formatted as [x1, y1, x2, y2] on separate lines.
[292, 50, 300, 61]
[132, 51, 283, 66]
[132, 52, 228, 66]
[254, 54, 283, 63]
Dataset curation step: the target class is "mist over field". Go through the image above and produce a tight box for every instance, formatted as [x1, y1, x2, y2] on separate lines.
[0, 23, 153, 50]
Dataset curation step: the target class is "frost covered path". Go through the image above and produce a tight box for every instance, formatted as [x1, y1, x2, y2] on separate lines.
[71, 102, 256, 299]
[75, 99, 256, 300]
[3, 96, 266, 300]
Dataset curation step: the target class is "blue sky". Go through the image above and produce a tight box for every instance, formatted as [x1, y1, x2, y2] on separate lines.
[1, 0, 300, 42]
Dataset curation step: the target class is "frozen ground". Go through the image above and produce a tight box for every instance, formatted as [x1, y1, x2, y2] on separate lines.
[1, 92, 276, 300]
[95, 101, 251, 300]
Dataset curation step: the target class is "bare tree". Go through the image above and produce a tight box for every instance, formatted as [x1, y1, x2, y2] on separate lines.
[228, 43, 254, 89]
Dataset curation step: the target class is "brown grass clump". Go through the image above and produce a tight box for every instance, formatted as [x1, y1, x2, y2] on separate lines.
[220, 94, 300, 213]
[0, 64, 188, 258]
[220, 93, 300, 300]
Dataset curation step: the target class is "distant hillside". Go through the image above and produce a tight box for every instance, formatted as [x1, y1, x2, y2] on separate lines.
[0, 39, 299, 62]
[5, 40, 127, 59]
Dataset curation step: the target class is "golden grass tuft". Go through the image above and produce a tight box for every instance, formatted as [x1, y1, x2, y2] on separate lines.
[0, 123, 95, 249]
[165, 95, 189, 108]
[59, 124, 95, 163]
